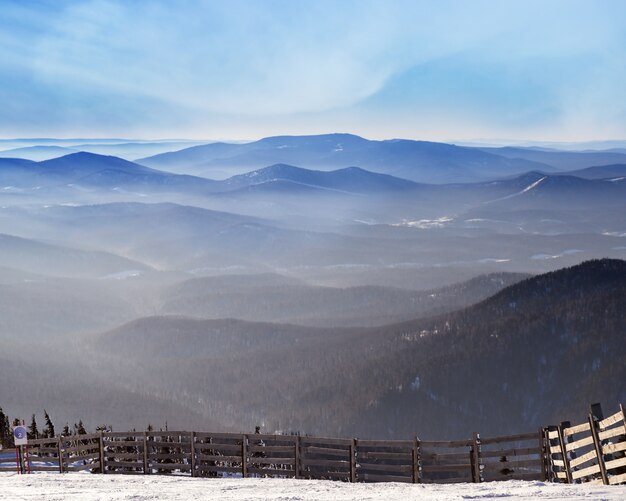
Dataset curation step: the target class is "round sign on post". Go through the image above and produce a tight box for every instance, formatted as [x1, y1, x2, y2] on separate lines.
[13, 426, 28, 446]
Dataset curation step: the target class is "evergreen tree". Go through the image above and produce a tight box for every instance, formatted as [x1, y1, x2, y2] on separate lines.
[62, 423, 70, 436]
[28, 414, 39, 440]
[76, 420, 87, 435]
[43, 410, 55, 438]
[0, 407, 10, 448]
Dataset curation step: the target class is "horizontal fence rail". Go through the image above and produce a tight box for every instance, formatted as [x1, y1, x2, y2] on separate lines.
[2, 403, 624, 486]
[546, 403, 626, 486]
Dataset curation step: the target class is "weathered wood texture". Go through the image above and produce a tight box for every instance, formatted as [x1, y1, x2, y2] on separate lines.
[545, 403, 626, 485]
[16, 403, 624, 486]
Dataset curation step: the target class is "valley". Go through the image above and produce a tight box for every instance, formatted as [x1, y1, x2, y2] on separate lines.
[0, 134, 624, 439]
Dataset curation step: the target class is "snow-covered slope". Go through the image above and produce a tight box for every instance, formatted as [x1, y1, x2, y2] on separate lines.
[0, 474, 624, 501]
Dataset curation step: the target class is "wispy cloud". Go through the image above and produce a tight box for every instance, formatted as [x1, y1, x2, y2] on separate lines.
[1, 0, 625, 140]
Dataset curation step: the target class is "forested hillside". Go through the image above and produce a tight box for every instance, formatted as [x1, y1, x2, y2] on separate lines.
[81, 259, 626, 438]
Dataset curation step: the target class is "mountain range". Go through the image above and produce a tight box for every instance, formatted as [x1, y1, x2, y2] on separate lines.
[137, 133, 557, 182]
[1, 134, 625, 439]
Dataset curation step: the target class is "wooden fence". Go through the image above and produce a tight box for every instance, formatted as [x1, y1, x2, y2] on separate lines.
[1, 403, 624, 485]
[546, 403, 626, 485]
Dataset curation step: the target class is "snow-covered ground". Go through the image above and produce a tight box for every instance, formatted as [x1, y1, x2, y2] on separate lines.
[1, 473, 625, 500]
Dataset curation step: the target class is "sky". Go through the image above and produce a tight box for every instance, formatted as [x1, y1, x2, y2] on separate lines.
[1, 0, 625, 142]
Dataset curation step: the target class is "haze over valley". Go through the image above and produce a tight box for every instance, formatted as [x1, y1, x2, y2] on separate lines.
[0, 134, 624, 438]
[1, 0, 625, 449]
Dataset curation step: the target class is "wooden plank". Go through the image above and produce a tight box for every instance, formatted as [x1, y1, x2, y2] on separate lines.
[65, 432, 99, 441]
[294, 436, 300, 479]
[357, 451, 412, 460]
[99, 431, 105, 475]
[300, 458, 350, 468]
[65, 452, 101, 462]
[190, 431, 196, 478]
[194, 443, 241, 452]
[420, 439, 473, 448]
[147, 463, 191, 471]
[29, 466, 62, 472]
[481, 447, 540, 458]
[549, 444, 563, 454]
[588, 414, 608, 485]
[246, 467, 295, 477]
[569, 449, 599, 469]
[555, 471, 568, 479]
[147, 452, 189, 460]
[141, 432, 148, 475]
[602, 441, 626, 454]
[358, 463, 412, 473]
[354, 439, 413, 448]
[250, 434, 296, 443]
[599, 410, 623, 429]
[604, 456, 626, 471]
[565, 435, 594, 452]
[571, 463, 600, 480]
[598, 425, 626, 441]
[471, 432, 481, 483]
[552, 458, 565, 467]
[27, 437, 60, 446]
[248, 445, 294, 453]
[102, 440, 144, 447]
[196, 453, 241, 462]
[194, 432, 242, 440]
[608, 472, 626, 485]
[482, 459, 541, 469]
[106, 452, 144, 461]
[196, 465, 242, 474]
[537, 426, 548, 482]
[103, 432, 144, 439]
[421, 463, 472, 472]
[146, 431, 191, 438]
[480, 432, 538, 445]
[241, 435, 247, 478]
[300, 436, 352, 446]
[359, 473, 413, 483]
[350, 439, 356, 483]
[58, 438, 64, 473]
[249, 457, 295, 466]
[62, 444, 100, 453]
[412, 437, 421, 484]
[304, 446, 350, 457]
[558, 422, 573, 483]
[423, 451, 477, 461]
[547, 430, 560, 440]
[104, 460, 143, 468]
[563, 422, 591, 437]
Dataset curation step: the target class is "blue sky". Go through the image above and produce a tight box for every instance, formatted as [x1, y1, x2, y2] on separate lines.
[1, 0, 625, 141]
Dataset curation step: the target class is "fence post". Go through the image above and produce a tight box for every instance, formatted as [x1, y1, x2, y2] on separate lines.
[471, 432, 482, 483]
[412, 435, 422, 484]
[241, 434, 247, 478]
[190, 431, 196, 478]
[557, 421, 573, 483]
[294, 435, 300, 479]
[539, 427, 549, 482]
[590, 403, 604, 421]
[588, 414, 609, 485]
[57, 436, 64, 474]
[142, 432, 149, 474]
[98, 431, 105, 474]
[350, 439, 356, 483]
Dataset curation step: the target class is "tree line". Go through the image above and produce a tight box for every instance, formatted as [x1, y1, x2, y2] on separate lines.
[0, 406, 87, 448]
